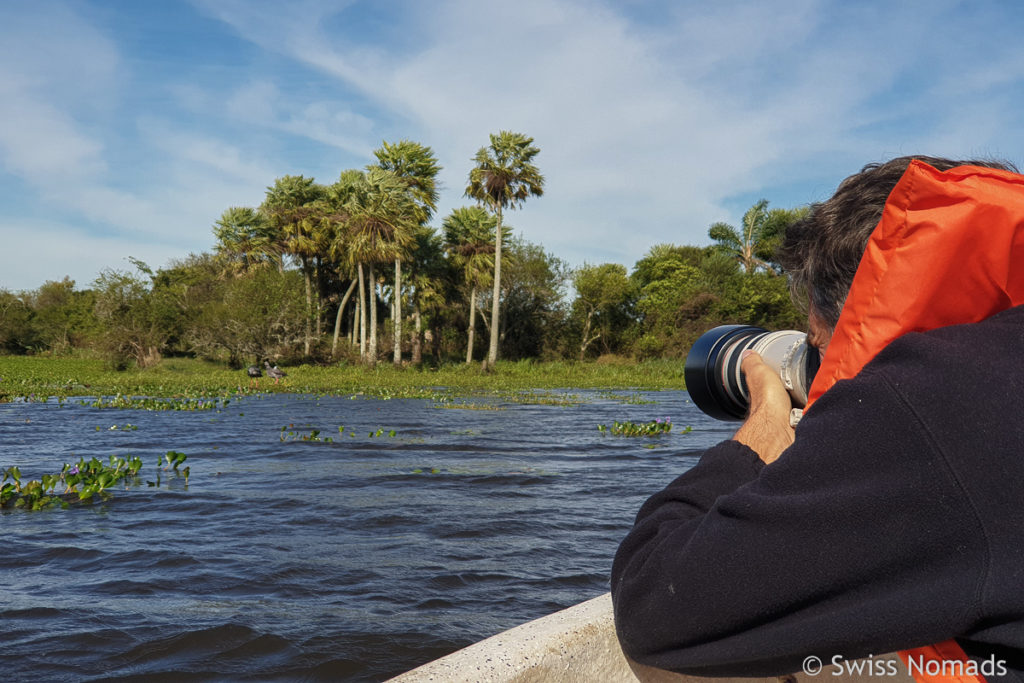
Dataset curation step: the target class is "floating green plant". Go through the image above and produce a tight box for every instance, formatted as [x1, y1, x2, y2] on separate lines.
[433, 401, 506, 411]
[280, 425, 333, 442]
[279, 425, 398, 442]
[596, 391, 657, 405]
[1, 453, 169, 510]
[598, 418, 674, 437]
[163, 450, 188, 471]
[96, 423, 139, 431]
[81, 393, 229, 412]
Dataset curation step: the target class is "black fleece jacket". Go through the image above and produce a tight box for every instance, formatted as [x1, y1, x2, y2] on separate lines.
[611, 304, 1024, 679]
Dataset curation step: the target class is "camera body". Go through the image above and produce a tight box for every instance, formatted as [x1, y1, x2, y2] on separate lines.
[684, 325, 820, 421]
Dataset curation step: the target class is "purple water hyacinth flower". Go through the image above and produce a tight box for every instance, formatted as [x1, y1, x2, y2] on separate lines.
[68, 465, 79, 475]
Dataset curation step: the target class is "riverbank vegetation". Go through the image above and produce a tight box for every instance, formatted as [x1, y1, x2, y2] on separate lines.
[0, 355, 686, 400]
[0, 132, 808, 377]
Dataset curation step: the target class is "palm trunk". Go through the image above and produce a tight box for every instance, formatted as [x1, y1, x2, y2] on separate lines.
[358, 263, 368, 361]
[487, 206, 503, 366]
[315, 257, 323, 339]
[349, 302, 357, 346]
[303, 257, 312, 356]
[368, 263, 378, 366]
[332, 279, 357, 357]
[466, 286, 477, 364]
[393, 259, 402, 366]
[412, 306, 422, 365]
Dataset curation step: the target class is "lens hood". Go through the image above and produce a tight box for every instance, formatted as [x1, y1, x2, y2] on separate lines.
[684, 325, 766, 421]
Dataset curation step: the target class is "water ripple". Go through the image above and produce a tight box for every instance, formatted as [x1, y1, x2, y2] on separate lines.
[1, 390, 716, 681]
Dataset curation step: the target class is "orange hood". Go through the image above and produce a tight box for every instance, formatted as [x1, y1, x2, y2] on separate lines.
[805, 159, 1024, 409]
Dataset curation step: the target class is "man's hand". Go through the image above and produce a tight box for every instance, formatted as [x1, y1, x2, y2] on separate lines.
[733, 350, 795, 464]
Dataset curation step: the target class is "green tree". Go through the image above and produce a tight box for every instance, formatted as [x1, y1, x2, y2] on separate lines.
[0, 290, 33, 353]
[340, 168, 419, 365]
[325, 169, 362, 357]
[466, 131, 544, 366]
[708, 199, 774, 273]
[405, 225, 450, 365]
[631, 244, 710, 290]
[188, 268, 306, 364]
[442, 206, 504, 364]
[147, 254, 227, 358]
[572, 263, 632, 360]
[756, 205, 809, 273]
[212, 206, 280, 273]
[499, 238, 569, 360]
[261, 175, 327, 356]
[370, 140, 441, 365]
[92, 267, 175, 368]
[26, 278, 98, 353]
[630, 245, 723, 358]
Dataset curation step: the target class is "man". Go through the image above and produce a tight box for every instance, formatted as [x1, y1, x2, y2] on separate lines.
[611, 156, 1024, 680]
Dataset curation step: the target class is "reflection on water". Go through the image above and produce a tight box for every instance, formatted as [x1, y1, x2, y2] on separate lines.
[0, 391, 732, 681]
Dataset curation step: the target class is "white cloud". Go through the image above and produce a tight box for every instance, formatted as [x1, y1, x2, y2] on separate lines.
[0, 0, 116, 184]
[0, 218, 182, 292]
[5, 0, 1024, 295]
[220, 79, 377, 156]
[0, 91, 107, 182]
[141, 119, 278, 189]
[192, 0, 877, 269]
[0, 1, 283, 276]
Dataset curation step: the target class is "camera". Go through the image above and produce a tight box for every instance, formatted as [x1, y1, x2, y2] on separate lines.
[684, 325, 820, 421]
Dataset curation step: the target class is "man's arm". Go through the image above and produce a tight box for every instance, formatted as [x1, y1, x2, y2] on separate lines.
[732, 351, 796, 464]
[611, 365, 987, 676]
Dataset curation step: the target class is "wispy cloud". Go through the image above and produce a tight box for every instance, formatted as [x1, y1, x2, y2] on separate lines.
[193, 0, 902, 259]
[4, 0, 1024, 292]
[0, 0, 115, 184]
[0, 217, 181, 291]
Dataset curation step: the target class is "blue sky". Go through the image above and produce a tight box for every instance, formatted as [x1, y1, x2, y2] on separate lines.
[3, 0, 1024, 292]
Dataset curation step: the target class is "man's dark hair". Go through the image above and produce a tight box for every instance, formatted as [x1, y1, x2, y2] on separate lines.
[777, 156, 1019, 328]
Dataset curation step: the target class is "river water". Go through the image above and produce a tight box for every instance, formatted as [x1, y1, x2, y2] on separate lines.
[1, 390, 733, 681]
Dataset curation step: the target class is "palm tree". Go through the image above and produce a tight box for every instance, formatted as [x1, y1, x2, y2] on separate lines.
[370, 140, 441, 366]
[212, 206, 280, 274]
[709, 199, 804, 274]
[261, 175, 326, 355]
[321, 203, 357, 358]
[327, 170, 365, 357]
[406, 225, 448, 365]
[340, 168, 418, 366]
[442, 206, 503, 364]
[466, 131, 544, 366]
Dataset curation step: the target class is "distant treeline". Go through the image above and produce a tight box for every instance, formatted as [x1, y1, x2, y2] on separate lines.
[0, 134, 808, 369]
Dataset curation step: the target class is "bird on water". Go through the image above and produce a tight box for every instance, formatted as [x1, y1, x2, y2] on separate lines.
[246, 364, 262, 389]
[264, 361, 287, 385]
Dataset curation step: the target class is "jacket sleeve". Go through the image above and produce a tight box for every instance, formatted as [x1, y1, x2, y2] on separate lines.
[610, 367, 988, 676]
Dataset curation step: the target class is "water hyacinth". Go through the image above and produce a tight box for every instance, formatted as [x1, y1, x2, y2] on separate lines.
[280, 424, 399, 442]
[2, 452, 188, 511]
[597, 418, 674, 437]
[81, 394, 229, 412]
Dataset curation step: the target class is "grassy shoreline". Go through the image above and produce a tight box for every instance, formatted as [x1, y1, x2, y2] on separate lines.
[0, 355, 686, 401]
